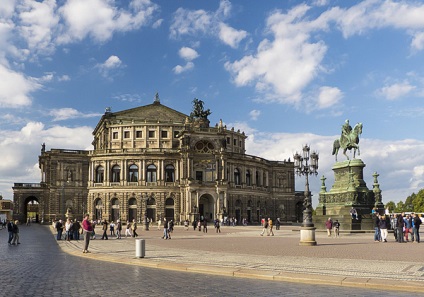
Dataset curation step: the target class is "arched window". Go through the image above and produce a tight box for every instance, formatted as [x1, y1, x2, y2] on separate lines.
[165, 164, 175, 182]
[95, 166, 104, 183]
[256, 170, 260, 186]
[111, 165, 120, 182]
[146, 164, 157, 182]
[128, 164, 138, 182]
[246, 170, 251, 186]
[234, 168, 241, 185]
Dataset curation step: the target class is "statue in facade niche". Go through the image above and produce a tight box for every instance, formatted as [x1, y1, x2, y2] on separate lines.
[332, 120, 363, 161]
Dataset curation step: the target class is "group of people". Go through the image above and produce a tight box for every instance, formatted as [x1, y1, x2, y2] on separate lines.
[260, 218, 275, 236]
[325, 218, 341, 238]
[54, 218, 81, 241]
[6, 220, 20, 245]
[374, 212, 421, 243]
[161, 218, 174, 239]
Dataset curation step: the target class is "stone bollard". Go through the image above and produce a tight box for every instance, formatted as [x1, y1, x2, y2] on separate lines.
[135, 239, 145, 258]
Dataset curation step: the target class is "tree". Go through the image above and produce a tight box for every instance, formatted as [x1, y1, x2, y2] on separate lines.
[404, 194, 414, 212]
[412, 189, 424, 212]
[395, 201, 405, 213]
[385, 201, 396, 213]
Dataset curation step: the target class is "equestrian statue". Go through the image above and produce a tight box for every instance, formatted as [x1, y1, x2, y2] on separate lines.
[332, 120, 363, 161]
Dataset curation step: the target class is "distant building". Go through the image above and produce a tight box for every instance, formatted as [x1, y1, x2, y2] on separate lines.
[13, 97, 302, 224]
[0, 196, 13, 222]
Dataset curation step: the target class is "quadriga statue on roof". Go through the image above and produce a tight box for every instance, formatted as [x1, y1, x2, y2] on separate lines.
[332, 119, 363, 161]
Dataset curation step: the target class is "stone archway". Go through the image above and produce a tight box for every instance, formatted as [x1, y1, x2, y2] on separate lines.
[199, 194, 215, 222]
[25, 196, 39, 223]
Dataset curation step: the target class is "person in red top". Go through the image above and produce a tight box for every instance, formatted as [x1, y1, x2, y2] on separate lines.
[82, 214, 93, 253]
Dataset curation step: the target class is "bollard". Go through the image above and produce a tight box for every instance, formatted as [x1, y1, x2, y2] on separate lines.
[135, 239, 145, 258]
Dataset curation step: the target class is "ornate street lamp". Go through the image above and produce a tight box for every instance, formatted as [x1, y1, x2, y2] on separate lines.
[294, 145, 319, 246]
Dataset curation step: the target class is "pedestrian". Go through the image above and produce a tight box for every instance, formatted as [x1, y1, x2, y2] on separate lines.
[203, 220, 208, 233]
[325, 218, 333, 237]
[214, 218, 221, 233]
[372, 212, 380, 242]
[109, 221, 115, 236]
[82, 214, 93, 253]
[197, 220, 202, 232]
[162, 218, 169, 239]
[260, 218, 268, 236]
[157, 218, 162, 230]
[26, 217, 31, 226]
[65, 218, 73, 241]
[101, 219, 108, 240]
[404, 214, 412, 242]
[7, 219, 14, 245]
[168, 220, 174, 238]
[192, 220, 197, 231]
[267, 218, 274, 236]
[56, 219, 64, 240]
[333, 220, 340, 238]
[184, 219, 189, 231]
[397, 212, 405, 243]
[379, 215, 388, 242]
[11, 220, 20, 245]
[275, 218, 281, 230]
[116, 219, 122, 239]
[131, 219, 138, 237]
[125, 221, 132, 237]
[413, 213, 421, 243]
[73, 219, 81, 241]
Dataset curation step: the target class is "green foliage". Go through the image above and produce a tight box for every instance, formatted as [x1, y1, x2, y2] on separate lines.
[395, 201, 405, 212]
[394, 189, 424, 213]
[385, 201, 396, 212]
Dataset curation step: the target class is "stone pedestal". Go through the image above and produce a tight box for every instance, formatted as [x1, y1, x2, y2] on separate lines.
[315, 159, 380, 231]
[299, 227, 317, 246]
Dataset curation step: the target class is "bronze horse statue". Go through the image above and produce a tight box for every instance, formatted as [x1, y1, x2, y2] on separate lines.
[332, 122, 363, 161]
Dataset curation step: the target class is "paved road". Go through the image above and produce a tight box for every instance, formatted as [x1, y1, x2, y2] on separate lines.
[1, 225, 422, 297]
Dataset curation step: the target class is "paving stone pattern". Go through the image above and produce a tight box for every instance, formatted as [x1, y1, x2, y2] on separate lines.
[0, 224, 423, 297]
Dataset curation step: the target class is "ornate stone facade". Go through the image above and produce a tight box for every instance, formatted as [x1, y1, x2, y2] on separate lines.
[13, 99, 301, 224]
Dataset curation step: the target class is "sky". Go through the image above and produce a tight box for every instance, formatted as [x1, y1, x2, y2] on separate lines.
[1, 0, 424, 208]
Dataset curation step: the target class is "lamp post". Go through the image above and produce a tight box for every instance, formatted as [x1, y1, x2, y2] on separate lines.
[294, 145, 319, 246]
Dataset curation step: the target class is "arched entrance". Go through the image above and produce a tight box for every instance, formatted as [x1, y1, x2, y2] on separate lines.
[146, 197, 156, 222]
[235, 199, 242, 224]
[25, 196, 39, 223]
[128, 198, 137, 222]
[111, 198, 120, 222]
[165, 198, 174, 221]
[199, 194, 214, 222]
[94, 198, 102, 220]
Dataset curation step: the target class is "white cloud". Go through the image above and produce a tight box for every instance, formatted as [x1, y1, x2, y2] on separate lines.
[242, 125, 424, 207]
[0, 122, 93, 199]
[17, 0, 59, 57]
[58, 0, 159, 43]
[218, 22, 247, 48]
[0, 64, 41, 107]
[249, 110, 261, 121]
[317, 86, 343, 109]
[58, 74, 70, 82]
[225, 5, 327, 105]
[170, 1, 247, 48]
[96, 55, 124, 78]
[178, 47, 199, 61]
[377, 82, 415, 100]
[411, 31, 424, 51]
[49, 108, 101, 121]
[173, 62, 194, 74]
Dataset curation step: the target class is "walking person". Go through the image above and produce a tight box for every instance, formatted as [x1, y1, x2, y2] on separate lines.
[260, 218, 269, 236]
[275, 218, 281, 230]
[372, 212, 380, 242]
[397, 212, 405, 243]
[184, 219, 189, 231]
[267, 218, 274, 236]
[65, 219, 73, 241]
[214, 218, 221, 233]
[73, 219, 81, 241]
[131, 219, 138, 237]
[125, 221, 132, 237]
[82, 214, 93, 253]
[162, 218, 169, 240]
[116, 219, 122, 239]
[101, 219, 108, 240]
[11, 220, 20, 245]
[325, 218, 333, 237]
[333, 220, 340, 238]
[203, 220, 208, 233]
[7, 219, 14, 245]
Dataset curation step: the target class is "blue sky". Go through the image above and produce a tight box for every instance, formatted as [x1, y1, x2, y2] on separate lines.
[1, 0, 424, 207]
